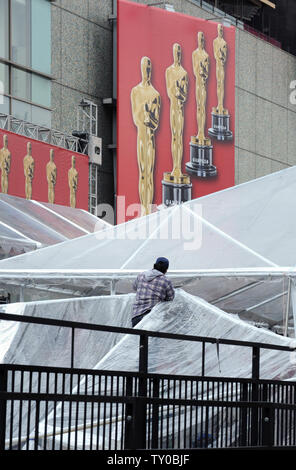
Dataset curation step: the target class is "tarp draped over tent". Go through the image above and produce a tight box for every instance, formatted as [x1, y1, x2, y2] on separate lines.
[14, 290, 295, 450]
[0, 168, 296, 330]
[0, 294, 134, 368]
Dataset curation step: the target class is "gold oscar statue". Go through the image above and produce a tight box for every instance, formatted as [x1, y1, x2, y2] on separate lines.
[0, 135, 11, 194]
[162, 43, 191, 206]
[131, 56, 161, 216]
[186, 31, 217, 178]
[208, 23, 233, 141]
[46, 149, 57, 204]
[68, 155, 78, 208]
[23, 142, 35, 200]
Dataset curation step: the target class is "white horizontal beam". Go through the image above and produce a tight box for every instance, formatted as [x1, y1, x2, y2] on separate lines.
[0, 267, 295, 279]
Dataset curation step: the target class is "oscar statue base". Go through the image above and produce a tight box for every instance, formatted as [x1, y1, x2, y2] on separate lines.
[208, 111, 233, 141]
[186, 141, 217, 178]
[162, 173, 192, 207]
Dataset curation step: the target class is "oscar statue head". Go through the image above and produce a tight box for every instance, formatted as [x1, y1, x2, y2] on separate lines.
[3, 134, 8, 148]
[173, 43, 181, 66]
[198, 31, 205, 49]
[141, 56, 152, 84]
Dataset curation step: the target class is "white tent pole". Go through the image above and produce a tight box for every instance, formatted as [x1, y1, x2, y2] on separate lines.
[19, 285, 24, 302]
[110, 279, 116, 295]
[284, 277, 292, 337]
[0, 199, 68, 241]
[183, 206, 278, 268]
[291, 280, 296, 338]
[31, 200, 90, 235]
[244, 290, 288, 312]
[119, 206, 178, 269]
[212, 280, 264, 305]
[0, 221, 40, 245]
[1, 267, 296, 278]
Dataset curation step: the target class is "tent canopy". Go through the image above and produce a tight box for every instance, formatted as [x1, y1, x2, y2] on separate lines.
[0, 167, 296, 329]
[0, 166, 295, 270]
[0, 193, 109, 258]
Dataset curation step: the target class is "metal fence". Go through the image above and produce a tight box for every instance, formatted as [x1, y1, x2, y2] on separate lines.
[0, 312, 296, 450]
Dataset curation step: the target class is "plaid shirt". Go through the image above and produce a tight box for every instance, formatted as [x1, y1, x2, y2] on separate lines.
[132, 269, 175, 319]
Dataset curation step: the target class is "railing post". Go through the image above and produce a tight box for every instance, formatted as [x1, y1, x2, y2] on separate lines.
[151, 377, 160, 449]
[262, 406, 274, 447]
[124, 335, 149, 450]
[239, 382, 248, 447]
[124, 376, 134, 449]
[139, 334, 148, 375]
[136, 334, 148, 449]
[71, 327, 75, 368]
[201, 341, 205, 377]
[135, 335, 148, 449]
[251, 346, 260, 446]
[0, 366, 8, 451]
[252, 346, 260, 380]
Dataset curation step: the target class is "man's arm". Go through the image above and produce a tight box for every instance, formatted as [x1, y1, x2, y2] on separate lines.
[165, 279, 175, 301]
[132, 276, 138, 291]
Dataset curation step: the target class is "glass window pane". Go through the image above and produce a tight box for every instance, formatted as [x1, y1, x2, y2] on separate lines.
[31, 0, 51, 74]
[32, 75, 51, 107]
[0, 95, 10, 115]
[12, 98, 32, 122]
[11, 0, 31, 67]
[32, 105, 51, 128]
[0, 63, 9, 94]
[11, 67, 31, 101]
[0, 0, 9, 59]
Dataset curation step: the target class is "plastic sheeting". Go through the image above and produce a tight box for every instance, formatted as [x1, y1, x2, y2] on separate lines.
[0, 192, 109, 258]
[1, 294, 135, 449]
[94, 290, 295, 379]
[33, 290, 296, 450]
[0, 294, 134, 368]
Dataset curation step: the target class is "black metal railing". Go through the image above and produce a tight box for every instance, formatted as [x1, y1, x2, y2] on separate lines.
[0, 311, 292, 375]
[1, 365, 296, 450]
[0, 312, 296, 450]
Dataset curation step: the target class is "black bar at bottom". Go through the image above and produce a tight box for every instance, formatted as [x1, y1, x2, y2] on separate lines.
[0, 368, 7, 451]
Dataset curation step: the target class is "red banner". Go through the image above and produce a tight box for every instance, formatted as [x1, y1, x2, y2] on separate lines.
[0, 129, 89, 210]
[117, 0, 235, 222]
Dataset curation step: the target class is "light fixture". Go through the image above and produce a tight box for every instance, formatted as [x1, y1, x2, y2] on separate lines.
[147, 2, 175, 12]
[164, 3, 175, 11]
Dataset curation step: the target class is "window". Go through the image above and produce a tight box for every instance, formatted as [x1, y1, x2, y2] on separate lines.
[0, 0, 9, 60]
[0, 63, 9, 114]
[11, 0, 31, 67]
[32, 75, 51, 108]
[0, 96, 10, 115]
[0, 0, 52, 127]
[11, 67, 51, 108]
[31, 0, 51, 75]
[0, 63, 9, 94]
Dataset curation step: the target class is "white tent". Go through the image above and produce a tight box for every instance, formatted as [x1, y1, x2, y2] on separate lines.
[0, 192, 109, 259]
[0, 167, 296, 331]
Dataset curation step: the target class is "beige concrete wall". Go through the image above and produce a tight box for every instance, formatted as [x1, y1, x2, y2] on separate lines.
[51, 0, 114, 208]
